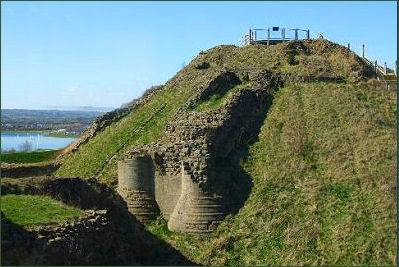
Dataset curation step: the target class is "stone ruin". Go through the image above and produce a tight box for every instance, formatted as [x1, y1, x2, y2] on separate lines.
[117, 70, 281, 233]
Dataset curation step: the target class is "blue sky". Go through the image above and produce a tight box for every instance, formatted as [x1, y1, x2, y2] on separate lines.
[1, 1, 397, 109]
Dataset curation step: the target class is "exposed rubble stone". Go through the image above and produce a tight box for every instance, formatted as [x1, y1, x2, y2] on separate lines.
[2, 210, 113, 265]
[195, 61, 210, 69]
[118, 70, 278, 233]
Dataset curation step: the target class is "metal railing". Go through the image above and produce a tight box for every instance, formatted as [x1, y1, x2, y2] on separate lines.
[362, 55, 396, 79]
[359, 49, 397, 90]
[241, 27, 310, 46]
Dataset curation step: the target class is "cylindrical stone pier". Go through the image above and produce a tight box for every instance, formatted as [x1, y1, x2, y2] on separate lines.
[117, 155, 159, 223]
[168, 163, 226, 233]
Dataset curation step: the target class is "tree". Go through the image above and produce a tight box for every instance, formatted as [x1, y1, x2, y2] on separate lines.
[19, 141, 33, 152]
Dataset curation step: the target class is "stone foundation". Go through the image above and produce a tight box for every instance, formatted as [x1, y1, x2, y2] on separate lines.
[118, 70, 278, 233]
[168, 164, 225, 233]
[154, 174, 181, 220]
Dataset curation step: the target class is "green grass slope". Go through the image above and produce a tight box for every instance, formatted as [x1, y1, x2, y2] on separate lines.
[1, 149, 61, 164]
[56, 66, 224, 184]
[56, 39, 373, 184]
[1, 194, 83, 226]
[146, 81, 397, 266]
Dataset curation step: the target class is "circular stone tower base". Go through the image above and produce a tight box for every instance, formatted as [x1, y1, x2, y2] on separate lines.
[117, 156, 159, 223]
[168, 165, 226, 233]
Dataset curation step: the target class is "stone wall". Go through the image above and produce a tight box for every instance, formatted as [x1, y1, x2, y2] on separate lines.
[2, 210, 111, 265]
[1, 208, 191, 265]
[118, 70, 278, 233]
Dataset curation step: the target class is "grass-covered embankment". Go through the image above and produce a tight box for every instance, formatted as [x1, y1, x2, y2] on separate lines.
[1, 150, 61, 164]
[56, 39, 373, 184]
[55, 67, 227, 183]
[1, 194, 83, 226]
[146, 81, 397, 266]
[51, 39, 396, 265]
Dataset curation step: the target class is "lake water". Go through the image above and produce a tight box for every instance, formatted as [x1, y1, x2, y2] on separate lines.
[1, 132, 76, 152]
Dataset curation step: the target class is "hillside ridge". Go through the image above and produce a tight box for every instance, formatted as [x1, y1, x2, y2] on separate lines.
[55, 39, 375, 183]
[2, 38, 396, 265]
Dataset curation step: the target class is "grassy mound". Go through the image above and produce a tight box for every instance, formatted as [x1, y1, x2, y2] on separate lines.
[146, 81, 397, 266]
[1, 149, 61, 164]
[56, 39, 373, 184]
[1, 194, 83, 226]
[52, 39, 395, 265]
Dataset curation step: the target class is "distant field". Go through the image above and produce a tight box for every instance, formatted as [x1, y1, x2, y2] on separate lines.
[3, 130, 78, 138]
[1, 194, 83, 226]
[1, 149, 61, 164]
[1, 109, 105, 133]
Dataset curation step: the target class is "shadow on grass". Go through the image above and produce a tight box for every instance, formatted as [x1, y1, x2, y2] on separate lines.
[1, 177, 196, 266]
[210, 85, 275, 217]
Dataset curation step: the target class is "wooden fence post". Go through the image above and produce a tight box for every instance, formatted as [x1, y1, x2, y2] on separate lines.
[395, 60, 397, 76]
[362, 44, 365, 58]
[267, 28, 270, 46]
[384, 62, 387, 74]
